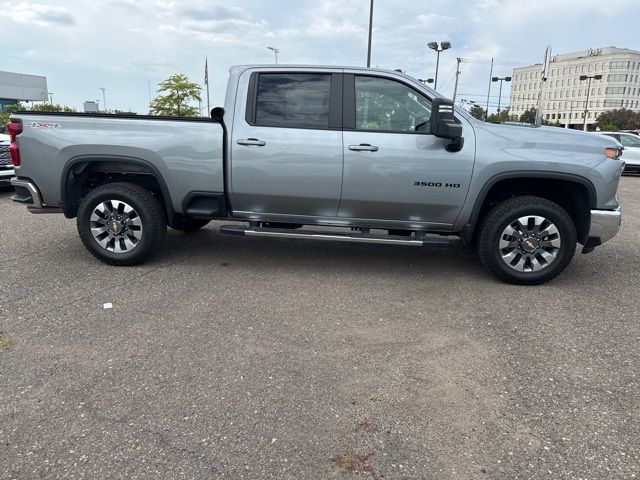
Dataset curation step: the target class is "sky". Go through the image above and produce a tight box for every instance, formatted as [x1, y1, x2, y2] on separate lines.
[2, 0, 639, 114]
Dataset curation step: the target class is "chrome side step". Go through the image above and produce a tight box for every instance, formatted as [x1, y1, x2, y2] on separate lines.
[219, 225, 449, 247]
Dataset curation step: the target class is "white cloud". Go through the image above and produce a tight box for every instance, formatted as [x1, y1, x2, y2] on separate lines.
[3, 2, 75, 26]
[1, 0, 638, 114]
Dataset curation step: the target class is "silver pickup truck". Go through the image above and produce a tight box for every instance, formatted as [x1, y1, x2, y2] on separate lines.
[9, 65, 623, 284]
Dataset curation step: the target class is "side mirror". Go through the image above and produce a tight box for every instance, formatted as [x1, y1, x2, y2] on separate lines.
[430, 98, 464, 152]
[211, 107, 224, 123]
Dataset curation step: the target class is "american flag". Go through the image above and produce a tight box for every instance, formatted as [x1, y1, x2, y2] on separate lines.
[204, 58, 208, 85]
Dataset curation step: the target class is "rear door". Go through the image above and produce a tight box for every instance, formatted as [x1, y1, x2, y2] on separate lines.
[338, 73, 474, 226]
[230, 70, 343, 218]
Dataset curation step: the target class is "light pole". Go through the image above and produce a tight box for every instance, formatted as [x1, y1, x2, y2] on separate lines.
[366, 0, 374, 67]
[427, 41, 451, 91]
[492, 76, 512, 113]
[99, 88, 106, 112]
[579, 74, 602, 131]
[267, 46, 279, 64]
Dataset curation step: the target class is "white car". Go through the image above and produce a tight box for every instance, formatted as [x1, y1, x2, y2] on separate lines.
[596, 132, 640, 173]
[0, 133, 15, 186]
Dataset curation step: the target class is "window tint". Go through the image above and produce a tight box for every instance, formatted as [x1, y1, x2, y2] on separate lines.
[354, 76, 432, 132]
[255, 73, 331, 128]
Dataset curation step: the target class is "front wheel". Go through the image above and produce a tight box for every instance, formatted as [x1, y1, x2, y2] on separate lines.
[77, 182, 167, 266]
[477, 196, 577, 285]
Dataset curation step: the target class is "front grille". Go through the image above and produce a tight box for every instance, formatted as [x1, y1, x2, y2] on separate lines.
[0, 145, 10, 166]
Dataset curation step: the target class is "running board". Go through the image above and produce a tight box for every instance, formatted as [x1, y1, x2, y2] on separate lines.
[219, 225, 449, 247]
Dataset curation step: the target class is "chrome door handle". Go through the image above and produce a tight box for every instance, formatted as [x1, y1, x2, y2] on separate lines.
[348, 144, 379, 152]
[237, 138, 266, 146]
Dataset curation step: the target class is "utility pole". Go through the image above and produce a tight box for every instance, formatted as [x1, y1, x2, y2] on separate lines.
[485, 58, 493, 121]
[366, 0, 374, 67]
[452, 57, 463, 104]
[535, 45, 551, 126]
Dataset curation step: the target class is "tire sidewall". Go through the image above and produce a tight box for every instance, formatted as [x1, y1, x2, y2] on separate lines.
[77, 184, 164, 265]
[482, 200, 577, 284]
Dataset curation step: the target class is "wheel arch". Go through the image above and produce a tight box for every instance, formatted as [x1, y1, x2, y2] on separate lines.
[462, 172, 596, 245]
[60, 155, 175, 224]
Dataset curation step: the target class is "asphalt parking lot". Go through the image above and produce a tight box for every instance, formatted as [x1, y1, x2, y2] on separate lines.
[1, 178, 639, 480]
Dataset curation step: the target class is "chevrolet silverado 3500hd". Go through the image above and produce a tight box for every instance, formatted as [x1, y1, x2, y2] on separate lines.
[9, 65, 623, 284]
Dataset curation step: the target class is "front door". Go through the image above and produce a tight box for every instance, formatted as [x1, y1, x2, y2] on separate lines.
[338, 74, 474, 227]
[230, 71, 343, 218]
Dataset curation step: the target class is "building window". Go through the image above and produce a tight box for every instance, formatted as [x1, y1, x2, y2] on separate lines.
[609, 60, 630, 69]
[605, 87, 625, 94]
[607, 74, 628, 82]
[604, 99, 624, 107]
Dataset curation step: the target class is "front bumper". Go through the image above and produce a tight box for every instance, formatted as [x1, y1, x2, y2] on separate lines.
[582, 207, 621, 253]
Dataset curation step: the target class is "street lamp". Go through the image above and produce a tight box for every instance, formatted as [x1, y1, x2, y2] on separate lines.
[491, 76, 512, 113]
[267, 46, 279, 64]
[579, 74, 602, 131]
[99, 88, 106, 112]
[417, 78, 434, 85]
[427, 41, 451, 90]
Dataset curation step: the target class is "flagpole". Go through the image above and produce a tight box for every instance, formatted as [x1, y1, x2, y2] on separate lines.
[205, 57, 210, 117]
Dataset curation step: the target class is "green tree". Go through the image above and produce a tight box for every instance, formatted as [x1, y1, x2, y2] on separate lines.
[30, 103, 76, 113]
[0, 103, 23, 130]
[149, 74, 202, 117]
[596, 109, 640, 131]
[1, 103, 76, 131]
[541, 119, 563, 128]
[519, 107, 537, 124]
[468, 104, 486, 120]
[487, 108, 513, 123]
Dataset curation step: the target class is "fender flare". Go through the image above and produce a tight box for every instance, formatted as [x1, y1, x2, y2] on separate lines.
[60, 155, 175, 223]
[461, 171, 597, 242]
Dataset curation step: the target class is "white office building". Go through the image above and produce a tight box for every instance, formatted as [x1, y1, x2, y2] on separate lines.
[509, 47, 640, 129]
[0, 71, 48, 111]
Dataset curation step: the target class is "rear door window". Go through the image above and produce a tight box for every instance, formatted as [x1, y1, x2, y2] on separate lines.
[254, 73, 332, 129]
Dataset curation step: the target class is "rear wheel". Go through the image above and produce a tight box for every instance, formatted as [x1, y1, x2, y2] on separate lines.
[477, 196, 577, 285]
[77, 182, 166, 266]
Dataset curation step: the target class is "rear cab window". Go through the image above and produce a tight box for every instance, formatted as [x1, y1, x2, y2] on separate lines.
[246, 73, 338, 129]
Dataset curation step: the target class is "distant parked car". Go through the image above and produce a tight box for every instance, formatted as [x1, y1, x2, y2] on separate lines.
[596, 132, 640, 173]
[0, 133, 15, 186]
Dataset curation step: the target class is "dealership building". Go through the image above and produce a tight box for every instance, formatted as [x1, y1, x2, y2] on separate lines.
[509, 47, 640, 129]
[0, 70, 48, 111]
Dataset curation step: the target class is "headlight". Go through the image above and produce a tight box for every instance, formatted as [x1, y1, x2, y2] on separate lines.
[604, 147, 623, 159]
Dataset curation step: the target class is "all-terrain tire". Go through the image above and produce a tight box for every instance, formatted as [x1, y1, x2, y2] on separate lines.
[477, 195, 577, 285]
[77, 182, 166, 266]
